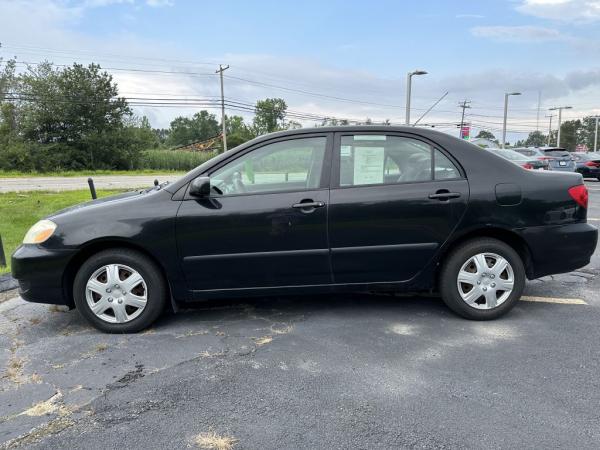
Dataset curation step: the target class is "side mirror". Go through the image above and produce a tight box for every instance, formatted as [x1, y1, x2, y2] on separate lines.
[189, 176, 211, 197]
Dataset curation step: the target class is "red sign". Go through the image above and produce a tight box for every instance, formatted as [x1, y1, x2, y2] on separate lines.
[460, 124, 470, 140]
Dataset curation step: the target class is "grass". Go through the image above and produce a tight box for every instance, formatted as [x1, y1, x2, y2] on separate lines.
[0, 169, 185, 178]
[0, 189, 125, 275]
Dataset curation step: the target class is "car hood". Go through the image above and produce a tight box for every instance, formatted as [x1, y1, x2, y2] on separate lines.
[48, 189, 152, 219]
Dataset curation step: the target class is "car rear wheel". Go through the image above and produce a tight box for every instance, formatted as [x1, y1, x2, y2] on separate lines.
[439, 238, 525, 320]
[73, 248, 167, 333]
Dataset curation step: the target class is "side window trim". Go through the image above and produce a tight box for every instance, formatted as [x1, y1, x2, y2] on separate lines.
[331, 131, 465, 189]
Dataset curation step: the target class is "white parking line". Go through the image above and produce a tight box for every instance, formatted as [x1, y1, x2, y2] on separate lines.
[588, 218, 600, 221]
[521, 295, 587, 305]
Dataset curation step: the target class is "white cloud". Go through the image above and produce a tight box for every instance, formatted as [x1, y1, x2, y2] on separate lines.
[0, 0, 599, 136]
[145, 0, 174, 6]
[470, 25, 563, 42]
[516, 0, 600, 23]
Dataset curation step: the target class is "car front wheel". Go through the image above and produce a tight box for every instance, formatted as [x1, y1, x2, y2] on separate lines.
[439, 238, 525, 320]
[73, 248, 167, 333]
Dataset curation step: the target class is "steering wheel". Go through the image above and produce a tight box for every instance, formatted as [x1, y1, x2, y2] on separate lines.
[231, 171, 247, 193]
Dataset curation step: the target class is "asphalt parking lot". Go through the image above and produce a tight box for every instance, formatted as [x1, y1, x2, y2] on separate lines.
[1, 181, 600, 449]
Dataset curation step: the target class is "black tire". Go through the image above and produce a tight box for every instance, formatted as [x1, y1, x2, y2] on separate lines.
[439, 238, 525, 320]
[73, 248, 167, 333]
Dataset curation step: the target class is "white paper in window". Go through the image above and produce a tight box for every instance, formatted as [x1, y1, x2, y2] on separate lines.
[340, 145, 353, 157]
[353, 146, 384, 185]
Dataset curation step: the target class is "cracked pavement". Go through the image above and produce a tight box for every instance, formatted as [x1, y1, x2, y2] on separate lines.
[1, 181, 600, 449]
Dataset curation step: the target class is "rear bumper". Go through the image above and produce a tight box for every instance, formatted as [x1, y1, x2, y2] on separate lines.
[518, 222, 598, 279]
[11, 245, 76, 305]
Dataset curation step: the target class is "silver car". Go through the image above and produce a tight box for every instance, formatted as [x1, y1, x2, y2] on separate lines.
[513, 147, 575, 172]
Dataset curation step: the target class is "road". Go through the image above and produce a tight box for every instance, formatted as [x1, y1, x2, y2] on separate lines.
[0, 175, 180, 193]
[1, 181, 600, 449]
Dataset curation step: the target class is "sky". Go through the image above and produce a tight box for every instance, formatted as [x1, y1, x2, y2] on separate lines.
[0, 0, 599, 143]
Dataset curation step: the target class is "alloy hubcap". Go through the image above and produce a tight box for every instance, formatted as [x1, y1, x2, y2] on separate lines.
[456, 253, 514, 310]
[85, 264, 147, 324]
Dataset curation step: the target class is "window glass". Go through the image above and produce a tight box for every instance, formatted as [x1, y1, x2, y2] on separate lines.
[339, 135, 461, 186]
[434, 149, 461, 179]
[210, 137, 327, 195]
[339, 135, 432, 186]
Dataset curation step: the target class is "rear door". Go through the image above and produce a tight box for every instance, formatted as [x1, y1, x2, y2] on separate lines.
[328, 132, 468, 284]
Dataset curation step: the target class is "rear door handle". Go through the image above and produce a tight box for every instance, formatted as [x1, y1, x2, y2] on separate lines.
[292, 201, 326, 210]
[428, 191, 461, 200]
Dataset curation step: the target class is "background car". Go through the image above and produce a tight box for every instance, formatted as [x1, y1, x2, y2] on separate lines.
[487, 148, 547, 170]
[570, 152, 600, 180]
[536, 147, 576, 172]
[512, 147, 551, 170]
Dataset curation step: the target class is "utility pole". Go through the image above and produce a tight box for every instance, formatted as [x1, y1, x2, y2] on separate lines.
[458, 100, 471, 139]
[216, 64, 230, 152]
[593, 116, 600, 153]
[502, 92, 521, 149]
[545, 114, 554, 146]
[536, 90, 542, 131]
[548, 106, 572, 148]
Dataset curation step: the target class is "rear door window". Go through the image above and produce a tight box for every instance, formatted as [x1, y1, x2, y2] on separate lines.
[338, 135, 461, 186]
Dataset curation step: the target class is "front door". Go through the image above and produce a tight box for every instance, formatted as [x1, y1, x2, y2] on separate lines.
[328, 132, 469, 284]
[176, 134, 333, 293]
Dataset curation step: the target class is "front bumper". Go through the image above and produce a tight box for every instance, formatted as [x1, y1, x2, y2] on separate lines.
[11, 245, 77, 305]
[518, 222, 598, 279]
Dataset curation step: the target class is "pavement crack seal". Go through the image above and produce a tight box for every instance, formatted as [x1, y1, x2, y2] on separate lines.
[111, 364, 145, 388]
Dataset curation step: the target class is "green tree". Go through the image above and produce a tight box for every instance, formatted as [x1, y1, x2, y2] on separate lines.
[225, 115, 255, 148]
[0, 61, 160, 170]
[253, 98, 287, 135]
[167, 110, 220, 147]
[579, 116, 599, 151]
[0, 58, 18, 142]
[558, 119, 581, 151]
[475, 130, 496, 141]
[520, 130, 547, 147]
[18, 62, 130, 146]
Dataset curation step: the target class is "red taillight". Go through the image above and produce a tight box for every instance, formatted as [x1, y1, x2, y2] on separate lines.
[522, 163, 533, 170]
[568, 185, 588, 208]
[585, 161, 600, 167]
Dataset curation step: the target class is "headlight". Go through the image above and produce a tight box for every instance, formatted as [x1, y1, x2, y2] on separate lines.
[23, 220, 57, 244]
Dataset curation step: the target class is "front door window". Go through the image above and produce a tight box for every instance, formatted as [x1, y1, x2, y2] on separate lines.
[211, 137, 327, 196]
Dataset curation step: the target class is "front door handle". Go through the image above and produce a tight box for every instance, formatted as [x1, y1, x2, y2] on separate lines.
[292, 200, 326, 211]
[428, 191, 461, 200]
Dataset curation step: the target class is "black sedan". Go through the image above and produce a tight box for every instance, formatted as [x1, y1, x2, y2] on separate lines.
[571, 152, 600, 180]
[12, 126, 598, 333]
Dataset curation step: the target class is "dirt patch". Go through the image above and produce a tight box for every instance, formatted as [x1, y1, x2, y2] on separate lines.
[194, 431, 237, 450]
[253, 336, 272, 346]
[0, 417, 74, 449]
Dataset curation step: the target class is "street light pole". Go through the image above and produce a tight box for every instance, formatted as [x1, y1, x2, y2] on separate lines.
[545, 114, 554, 146]
[548, 106, 572, 148]
[405, 70, 427, 125]
[502, 92, 521, 149]
[594, 116, 599, 153]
